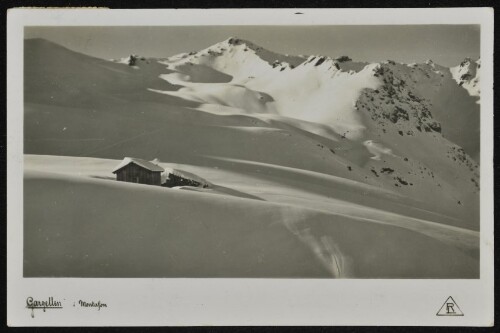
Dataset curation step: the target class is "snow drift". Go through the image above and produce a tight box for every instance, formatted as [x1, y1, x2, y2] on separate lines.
[25, 156, 478, 278]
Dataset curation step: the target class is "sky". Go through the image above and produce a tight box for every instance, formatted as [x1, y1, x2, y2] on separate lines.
[24, 25, 480, 67]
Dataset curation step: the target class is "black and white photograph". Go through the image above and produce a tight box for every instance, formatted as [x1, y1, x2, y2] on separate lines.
[22, 24, 482, 279]
[7, 8, 494, 326]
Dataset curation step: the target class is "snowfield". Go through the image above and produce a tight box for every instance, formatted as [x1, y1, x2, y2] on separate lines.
[25, 155, 478, 278]
[23, 37, 480, 278]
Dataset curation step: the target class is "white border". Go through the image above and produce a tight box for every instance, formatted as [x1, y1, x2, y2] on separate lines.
[7, 8, 494, 326]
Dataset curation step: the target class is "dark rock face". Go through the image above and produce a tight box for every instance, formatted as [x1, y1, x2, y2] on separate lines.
[396, 177, 409, 185]
[127, 55, 138, 66]
[335, 56, 352, 62]
[356, 63, 447, 138]
[228, 38, 240, 45]
[381, 167, 394, 174]
[427, 121, 442, 133]
[315, 57, 326, 66]
[390, 107, 409, 123]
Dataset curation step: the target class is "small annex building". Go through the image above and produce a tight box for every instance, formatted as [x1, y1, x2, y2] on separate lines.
[112, 157, 164, 186]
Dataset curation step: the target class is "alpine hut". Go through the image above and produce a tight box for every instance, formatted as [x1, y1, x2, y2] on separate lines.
[112, 157, 164, 186]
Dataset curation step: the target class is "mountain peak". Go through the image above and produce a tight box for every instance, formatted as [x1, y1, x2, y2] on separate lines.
[222, 37, 268, 53]
[226, 37, 252, 46]
[163, 36, 308, 78]
[451, 57, 480, 98]
[303, 55, 339, 69]
[459, 57, 472, 66]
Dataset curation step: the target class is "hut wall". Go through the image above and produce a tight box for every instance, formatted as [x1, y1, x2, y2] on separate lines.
[115, 163, 162, 185]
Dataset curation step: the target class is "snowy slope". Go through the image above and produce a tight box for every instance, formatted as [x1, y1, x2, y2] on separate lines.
[25, 155, 478, 278]
[23, 38, 481, 278]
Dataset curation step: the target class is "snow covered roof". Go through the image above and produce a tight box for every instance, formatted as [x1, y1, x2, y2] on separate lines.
[112, 157, 164, 173]
[163, 167, 208, 182]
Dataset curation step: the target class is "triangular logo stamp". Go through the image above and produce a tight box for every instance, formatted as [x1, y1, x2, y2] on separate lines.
[436, 296, 464, 316]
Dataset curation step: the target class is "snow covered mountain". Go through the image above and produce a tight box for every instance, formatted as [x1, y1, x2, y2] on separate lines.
[159, 37, 306, 80]
[450, 57, 481, 99]
[23, 37, 481, 278]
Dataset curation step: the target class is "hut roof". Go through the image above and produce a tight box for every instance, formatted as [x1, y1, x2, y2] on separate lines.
[112, 157, 165, 173]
